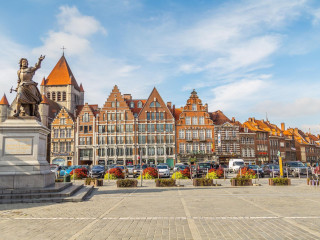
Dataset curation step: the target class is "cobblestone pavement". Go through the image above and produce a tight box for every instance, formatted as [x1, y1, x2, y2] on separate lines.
[1, 178, 320, 240]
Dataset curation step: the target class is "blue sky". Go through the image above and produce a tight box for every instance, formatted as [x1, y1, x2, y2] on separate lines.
[1, 0, 320, 132]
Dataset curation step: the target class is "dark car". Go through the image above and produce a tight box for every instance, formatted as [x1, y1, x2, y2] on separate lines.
[194, 162, 213, 177]
[247, 165, 264, 178]
[262, 164, 286, 177]
[90, 165, 106, 178]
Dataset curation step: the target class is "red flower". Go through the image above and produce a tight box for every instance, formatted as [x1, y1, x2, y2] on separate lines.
[70, 167, 88, 179]
[180, 167, 191, 179]
[143, 167, 158, 178]
[109, 168, 124, 179]
[237, 167, 256, 178]
[208, 168, 224, 178]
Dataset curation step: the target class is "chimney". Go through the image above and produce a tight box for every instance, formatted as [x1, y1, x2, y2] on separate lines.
[167, 102, 172, 109]
[123, 94, 132, 100]
[231, 117, 235, 123]
[281, 123, 285, 131]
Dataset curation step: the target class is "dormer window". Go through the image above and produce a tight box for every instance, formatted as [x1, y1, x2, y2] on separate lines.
[138, 101, 143, 108]
[150, 101, 160, 107]
[130, 102, 135, 108]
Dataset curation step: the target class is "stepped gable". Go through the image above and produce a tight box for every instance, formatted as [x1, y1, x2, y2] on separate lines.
[210, 110, 230, 125]
[44, 55, 80, 91]
[0, 94, 9, 106]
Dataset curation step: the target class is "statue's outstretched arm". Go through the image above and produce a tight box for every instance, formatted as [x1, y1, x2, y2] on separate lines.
[33, 55, 45, 72]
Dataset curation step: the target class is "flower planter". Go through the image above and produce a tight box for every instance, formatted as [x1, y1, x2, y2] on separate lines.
[155, 179, 176, 187]
[94, 179, 103, 187]
[193, 178, 214, 186]
[231, 178, 253, 186]
[307, 178, 319, 186]
[84, 178, 93, 185]
[117, 179, 138, 188]
[269, 178, 291, 186]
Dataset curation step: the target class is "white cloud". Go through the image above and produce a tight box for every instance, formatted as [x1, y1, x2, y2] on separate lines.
[32, 5, 106, 59]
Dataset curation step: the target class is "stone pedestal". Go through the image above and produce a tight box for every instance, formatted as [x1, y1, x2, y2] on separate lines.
[0, 117, 55, 188]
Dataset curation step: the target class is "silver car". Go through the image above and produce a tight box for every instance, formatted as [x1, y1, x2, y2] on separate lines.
[127, 165, 135, 176]
[284, 161, 310, 177]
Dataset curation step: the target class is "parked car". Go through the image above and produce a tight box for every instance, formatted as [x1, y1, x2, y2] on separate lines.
[229, 159, 244, 172]
[176, 165, 190, 171]
[262, 164, 287, 177]
[247, 165, 264, 178]
[126, 165, 135, 176]
[194, 162, 213, 178]
[90, 165, 106, 178]
[173, 163, 185, 172]
[157, 165, 170, 178]
[284, 161, 310, 177]
[133, 164, 148, 177]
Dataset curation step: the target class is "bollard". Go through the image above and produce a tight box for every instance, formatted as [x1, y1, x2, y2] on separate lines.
[224, 168, 226, 182]
[272, 166, 274, 178]
[207, 168, 209, 179]
[298, 168, 301, 179]
[108, 168, 110, 182]
[286, 167, 289, 179]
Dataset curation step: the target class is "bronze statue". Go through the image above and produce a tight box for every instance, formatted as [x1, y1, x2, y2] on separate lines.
[13, 55, 45, 118]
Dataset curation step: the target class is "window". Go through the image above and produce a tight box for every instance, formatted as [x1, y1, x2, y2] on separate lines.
[138, 135, 146, 144]
[199, 117, 204, 125]
[125, 136, 133, 144]
[116, 136, 124, 144]
[186, 117, 191, 125]
[148, 147, 155, 156]
[157, 135, 164, 144]
[193, 143, 199, 152]
[151, 112, 155, 120]
[206, 143, 211, 153]
[137, 101, 143, 108]
[62, 92, 66, 101]
[98, 136, 105, 145]
[107, 148, 114, 156]
[157, 147, 164, 155]
[166, 147, 173, 155]
[186, 130, 192, 140]
[166, 124, 173, 132]
[138, 124, 145, 132]
[60, 142, 65, 152]
[66, 129, 72, 138]
[125, 147, 133, 156]
[57, 92, 61, 101]
[192, 130, 198, 139]
[192, 104, 197, 111]
[79, 137, 85, 145]
[166, 135, 174, 143]
[82, 113, 90, 122]
[147, 112, 150, 120]
[206, 129, 212, 139]
[186, 143, 192, 153]
[150, 101, 161, 107]
[60, 118, 65, 125]
[156, 124, 164, 132]
[66, 142, 71, 152]
[160, 112, 164, 120]
[47, 92, 50, 99]
[130, 102, 134, 108]
[179, 129, 185, 139]
[125, 124, 133, 132]
[53, 143, 58, 152]
[60, 129, 65, 138]
[87, 137, 92, 145]
[53, 129, 59, 138]
[156, 112, 159, 120]
[147, 124, 155, 132]
[200, 143, 205, 152]
[98, 125, 105, 133]
[147, 135, 155, 144]
[52, 92, 56, 101]
[98, 148, 105, 157]
[179, 143, 185, 154]
[116, 148, 124, 156]
[107, 136, 115, 144]
[199, 130, 205, 140]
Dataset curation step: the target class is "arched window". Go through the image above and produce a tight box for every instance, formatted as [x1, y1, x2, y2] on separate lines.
[62, 92, 66, 101]
[150, 101, 160, 107]
[52, 92, 56, 101]
[137, 101, 143, 108]
[47, 92, 50, 99]
[130, 102, 134, 108]
[57, 92, 61, 101]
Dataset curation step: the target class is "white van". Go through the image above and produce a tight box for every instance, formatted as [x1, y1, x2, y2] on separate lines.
[228, 159, 245, 172]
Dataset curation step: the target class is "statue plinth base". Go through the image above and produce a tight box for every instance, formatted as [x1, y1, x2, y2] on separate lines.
[0, 118, 55, 188]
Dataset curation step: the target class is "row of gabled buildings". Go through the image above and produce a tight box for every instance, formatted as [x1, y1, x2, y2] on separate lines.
[1, 54, 320, 167]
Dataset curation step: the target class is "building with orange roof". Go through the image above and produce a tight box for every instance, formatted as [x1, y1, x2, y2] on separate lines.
[40, 54, 84, 114]
[175, 89, 215, 164]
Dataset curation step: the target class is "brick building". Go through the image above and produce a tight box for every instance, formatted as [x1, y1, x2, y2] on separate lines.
[175, 90, 215, 164]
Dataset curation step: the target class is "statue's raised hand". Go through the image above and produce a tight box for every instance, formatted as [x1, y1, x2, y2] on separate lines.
[39, 55, 45, 61]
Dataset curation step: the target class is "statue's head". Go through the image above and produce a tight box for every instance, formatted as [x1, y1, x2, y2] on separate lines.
[19, 58, 28, 68]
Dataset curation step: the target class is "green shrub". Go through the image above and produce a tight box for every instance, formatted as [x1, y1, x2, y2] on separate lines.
[271, 177, 290, 185]
[230, 176, 253, 186]
[155, 179, 176, 187]
[193, 178, 213, 186]
[117, 179, 138, 187]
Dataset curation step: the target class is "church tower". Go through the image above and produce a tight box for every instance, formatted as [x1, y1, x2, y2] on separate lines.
[40, 54, 84, 114]
[0, 94, 9, 123]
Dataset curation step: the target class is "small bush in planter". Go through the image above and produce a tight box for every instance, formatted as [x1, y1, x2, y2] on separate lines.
[230, 176, 253, 186]
[85, 177, 94, 185]
[117, 179, 138, 188]
[155, 179, 176, 187]
[237, 167, 256, 179]
[193, 178, 214, 186]
[269, 177, 291, 186]
[205, 171, 218, 180]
